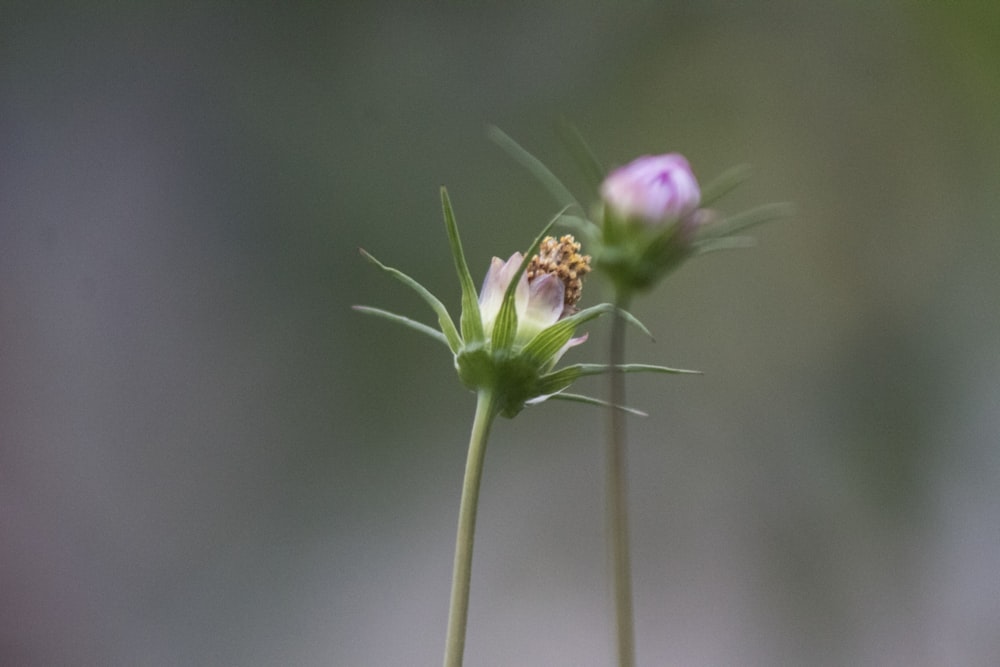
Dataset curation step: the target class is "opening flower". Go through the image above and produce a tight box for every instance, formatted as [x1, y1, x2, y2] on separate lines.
[601, 153, 701, 224]
[355, 188, 692, 419]
[479, 235, 591, 347]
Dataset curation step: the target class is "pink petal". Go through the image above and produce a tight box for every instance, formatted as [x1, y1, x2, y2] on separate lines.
[552, 331, 588, 364]
[525, 273, 565, 329]
[601, 153, 701, 223]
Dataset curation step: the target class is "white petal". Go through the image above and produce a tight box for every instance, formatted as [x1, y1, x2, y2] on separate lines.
[524, 393, 557, 406]
[479, 253, 523, 333]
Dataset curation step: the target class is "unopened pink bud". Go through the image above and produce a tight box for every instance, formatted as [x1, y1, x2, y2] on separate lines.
[600, 153, 701, 224]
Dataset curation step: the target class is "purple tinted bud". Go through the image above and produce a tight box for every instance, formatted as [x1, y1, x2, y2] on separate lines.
[600, 154, 701, 224]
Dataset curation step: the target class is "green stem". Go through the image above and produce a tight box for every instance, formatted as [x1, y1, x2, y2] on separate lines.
[443, 388, 498, 667]
[608, 291, 635, 667]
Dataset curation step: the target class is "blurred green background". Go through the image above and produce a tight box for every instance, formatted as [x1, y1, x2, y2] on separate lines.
[3, 3, 999, 665]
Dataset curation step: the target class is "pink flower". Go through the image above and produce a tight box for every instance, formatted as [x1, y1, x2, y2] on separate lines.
[478, 253, 574, 349]
[600, 154, 701, 224]
[478, 236, 592, 350]
[478, 252, 561, 340]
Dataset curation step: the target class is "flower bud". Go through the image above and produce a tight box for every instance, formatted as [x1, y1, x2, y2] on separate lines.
[595, 153, 704, 293]
[600, 153, 701, 224]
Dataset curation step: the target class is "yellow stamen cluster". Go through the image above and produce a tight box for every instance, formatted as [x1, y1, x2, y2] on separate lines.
[527, 235, 592, 312]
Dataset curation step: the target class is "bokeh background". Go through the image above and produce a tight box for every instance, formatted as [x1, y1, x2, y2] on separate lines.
[3, 3, 999, 665]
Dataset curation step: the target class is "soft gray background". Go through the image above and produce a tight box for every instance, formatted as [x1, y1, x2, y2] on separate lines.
[3, 3, 998, 665]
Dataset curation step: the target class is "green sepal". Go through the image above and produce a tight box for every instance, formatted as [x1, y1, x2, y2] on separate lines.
[699, 202, 794, 240]
[521, 303, 653, 370]
[454, 343, 549, 418]
[556, 213, 600, 236]
[555, 118, 605, 189]
[454, 342, 494, 391]
[490, 210, 563, 351]
[489, 251, 532, 353]
[544, 391, 649, 417]
[533, 361, 698, 399]
[487, 125, 583, 214]
[691, 236, 757, 256]
[358, 249, 462, 353]
[533, 365, 582, 396]
[594, 212, 695, 294]
[561, 362, 702, 377]
[699, 164, 752, 206]
[352, 306, 451, 348]
[519, 305, 611, 369]
[440, 187, 485, 344]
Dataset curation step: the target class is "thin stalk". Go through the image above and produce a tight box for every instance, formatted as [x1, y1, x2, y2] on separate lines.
[443, 388, 499, 667]
[608, 291, 635, 667]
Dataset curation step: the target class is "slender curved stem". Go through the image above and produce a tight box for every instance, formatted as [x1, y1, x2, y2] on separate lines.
[608, 291, 635, 667]
[443, 388, 498, 667]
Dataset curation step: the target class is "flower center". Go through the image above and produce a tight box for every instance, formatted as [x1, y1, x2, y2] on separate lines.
[527, 235, 591, 314]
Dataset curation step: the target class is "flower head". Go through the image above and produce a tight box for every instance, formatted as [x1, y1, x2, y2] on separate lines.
[479, 235, 591, 346]
[487, 126, 789, 298]
[590, 153, 709, 293]
[356, 188, 689, 418]
[601, 154, 701, 224]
